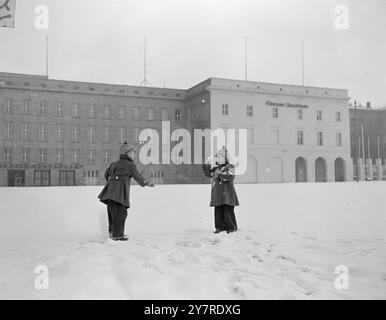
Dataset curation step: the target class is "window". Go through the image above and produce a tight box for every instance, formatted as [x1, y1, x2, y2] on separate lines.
[132, 127, 139, 142]
[336, 112, 341, 122]
[21, 122, 29, 141]
[72, 104, 80, 118]
[133, 107, 140, 120]
[119, 106, 126, 120]
[72, 150, 80, 163]
[247, 128, 254, 144]
[297, 109, 303, 120]
[4, 122, 12, 140]
[87, 170, 99, 178]
[38, 123, 47, 141]
[56, 102, 64, 116]
[55, 149, 63, 163]
[88, 150, 95, 163]
[21, 148, 29, 162]
[162, 109, 168, 121]
[84, 170, 99, 185]
[4, 99, 12, 113]
[34, 170, 50, 187]
[88, 126, 95, 143]
[56, 124, 64, 142]
[317, 110, 322, 121]
[175, 109, 181, 121]
[147, 108, 155, 121]
[21, 100, 30, 114]
[104, 150, 110, 164]
[297, 130, 304, 145]
[336, 132, 342, 146]
[104, 127, 110, 144]
[3, 147, 11, 161]
[103, 105, 111, 119]
[39, 149, 47, 162]
[272, 107, 279, 119]
[59, 171, 75, 186]
[88, 105, 96, 118]
[317, 132, 323, 146]
[72, 125, 79, 143]
[39, 102, 48, 115]
[222, 104, 229, 115]
[247, 105, 253, 117]
[119, 127, 126, 144]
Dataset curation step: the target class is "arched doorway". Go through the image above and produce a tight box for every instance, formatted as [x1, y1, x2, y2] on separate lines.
[268, 157, 283, 183]
[315, 157, 327, 182]
[334, 158, 345, 182]
[237, 155, 257, 183]
[295, 157, 307, 182]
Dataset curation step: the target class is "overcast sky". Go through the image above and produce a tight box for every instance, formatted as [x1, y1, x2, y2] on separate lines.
[1, 0, 385, 106]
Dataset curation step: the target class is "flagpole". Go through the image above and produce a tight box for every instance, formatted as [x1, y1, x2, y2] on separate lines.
[245, 36, 248, 81]
[301, 40, 304, 86]
[45, 36, 49, 77]
[378, 136, 380, 159]
[361, 125, 365, 178]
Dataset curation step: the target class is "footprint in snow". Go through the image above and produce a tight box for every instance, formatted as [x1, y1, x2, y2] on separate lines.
[252, 254, 263, 263]
[277, 255, 297, 264]
[175, 240, 202, 248]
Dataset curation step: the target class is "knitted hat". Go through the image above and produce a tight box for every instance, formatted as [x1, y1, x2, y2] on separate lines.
[119, 142, 135, 155]
[215, 146, 229, 164]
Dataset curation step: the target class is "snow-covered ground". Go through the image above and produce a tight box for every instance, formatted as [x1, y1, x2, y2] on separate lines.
[0, 182, 385, 299]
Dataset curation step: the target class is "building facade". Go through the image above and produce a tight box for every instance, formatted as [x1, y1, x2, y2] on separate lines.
[348, 104, 386, 180]
[0, 72, 353, 186]
[204, 78, 352, 183]
[349, 105, 386, 162]
[0, 72, 198, 186]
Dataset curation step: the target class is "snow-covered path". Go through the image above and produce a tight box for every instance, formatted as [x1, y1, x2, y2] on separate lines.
[0, 183, 385, 299]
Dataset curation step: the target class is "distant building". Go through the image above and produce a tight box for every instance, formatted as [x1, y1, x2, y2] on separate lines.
[0, 72, 352, 187]
[0, 72, 204, 186]
[349, 102, 386, 164]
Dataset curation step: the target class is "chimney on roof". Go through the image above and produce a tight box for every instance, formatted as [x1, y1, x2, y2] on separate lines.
[366, 101, 371, 109]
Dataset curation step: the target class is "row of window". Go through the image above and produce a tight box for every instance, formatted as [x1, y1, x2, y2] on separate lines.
[32, 170, 99, 186]
[2, 100, 182, 121]
[33, 170, 75, 186]
[150, 171, 165, 179]
[244, 128, 342, 146]
[21, 169, 188, 186]
[221, 104, 342, 122]
[2, 122, 148, 143]
[2, 148, 113, 164]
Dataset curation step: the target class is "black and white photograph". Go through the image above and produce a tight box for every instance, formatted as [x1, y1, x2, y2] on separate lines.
[0, 0, 385, 305]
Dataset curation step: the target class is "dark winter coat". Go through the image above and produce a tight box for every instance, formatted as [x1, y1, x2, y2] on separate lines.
[98, 155, 149, 208]
[202, 163, 240, 207]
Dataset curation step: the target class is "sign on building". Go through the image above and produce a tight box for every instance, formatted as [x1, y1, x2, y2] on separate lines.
[0, 0, 16, 28]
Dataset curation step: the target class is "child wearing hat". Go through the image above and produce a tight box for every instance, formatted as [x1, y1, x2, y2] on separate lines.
[98, 142, 154, 241]
[202, 147, 239, 234]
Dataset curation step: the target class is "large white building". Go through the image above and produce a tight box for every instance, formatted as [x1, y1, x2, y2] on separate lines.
[202, 78, 352, 183]
[1, 73, 352, 186]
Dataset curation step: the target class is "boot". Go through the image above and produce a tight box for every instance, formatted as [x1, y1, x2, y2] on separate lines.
[112, 236, 129, 241]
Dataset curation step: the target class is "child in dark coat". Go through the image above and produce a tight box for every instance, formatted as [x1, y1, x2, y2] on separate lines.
[98, 142, 154, 241]
[202, 147, 239, 234]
